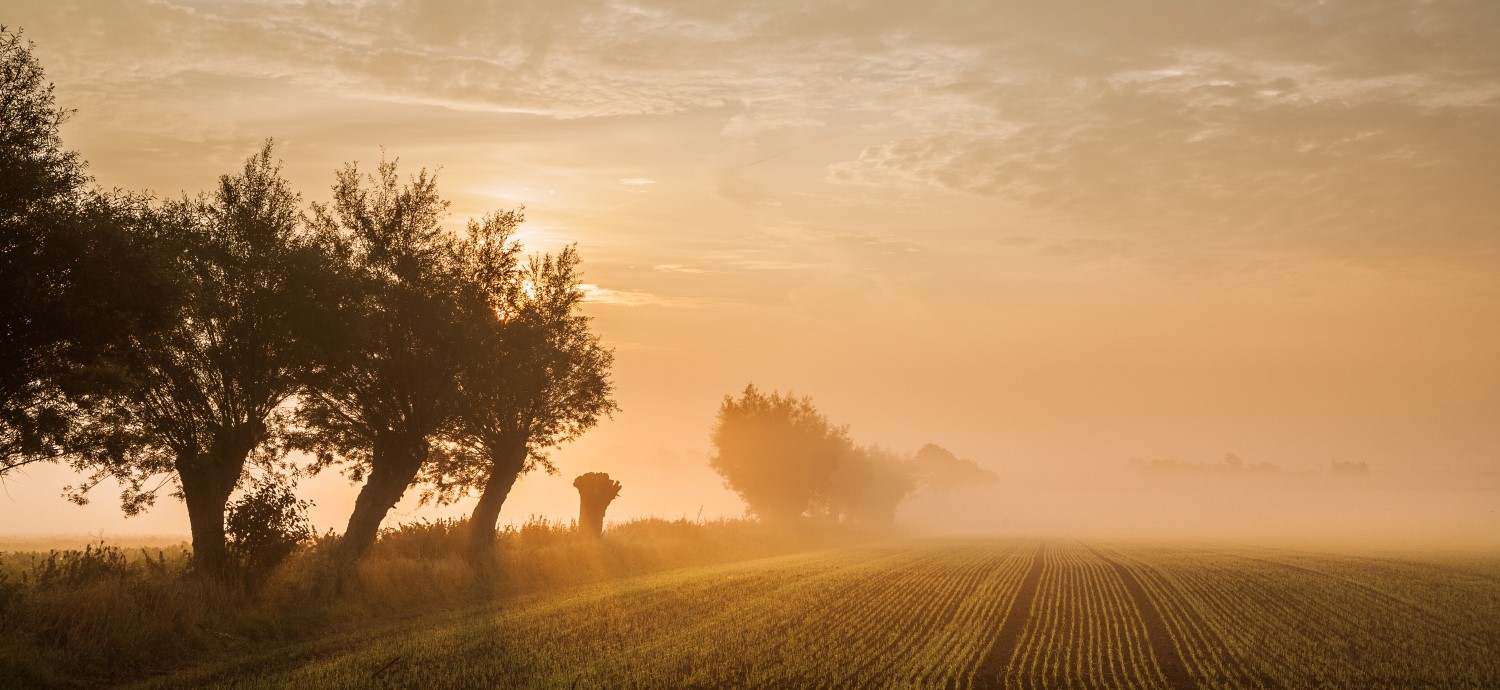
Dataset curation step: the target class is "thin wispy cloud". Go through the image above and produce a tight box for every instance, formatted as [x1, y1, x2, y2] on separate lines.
[15, 0, 1496, 278]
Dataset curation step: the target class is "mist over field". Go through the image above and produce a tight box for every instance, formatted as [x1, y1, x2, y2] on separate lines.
[901, 467, 1500, 549]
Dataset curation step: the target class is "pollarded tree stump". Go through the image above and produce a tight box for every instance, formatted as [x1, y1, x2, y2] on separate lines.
[574, 472, 621, 538]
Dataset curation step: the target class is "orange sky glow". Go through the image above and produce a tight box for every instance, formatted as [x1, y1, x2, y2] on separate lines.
[2, 1, 1498, 544]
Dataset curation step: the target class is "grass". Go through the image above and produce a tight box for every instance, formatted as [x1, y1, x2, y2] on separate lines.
[0, 536, 190, 553]
[118, 540, 1500, 689]
[0, 516, 849, 689]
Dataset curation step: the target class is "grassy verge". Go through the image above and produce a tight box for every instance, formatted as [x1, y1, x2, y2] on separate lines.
[0, 517, 853, 689]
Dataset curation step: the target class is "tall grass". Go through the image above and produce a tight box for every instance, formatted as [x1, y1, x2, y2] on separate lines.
[0, 516, 854, 688]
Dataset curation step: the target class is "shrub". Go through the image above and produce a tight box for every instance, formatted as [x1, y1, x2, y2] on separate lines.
[225, 481, 314, 588]
[29, 542, 130, 590]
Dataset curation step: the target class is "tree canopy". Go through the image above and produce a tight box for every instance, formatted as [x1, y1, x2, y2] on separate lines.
[911, 443, 998, 490]
[1, 26, 175, 476]
[709, 385, 852, 523]
[827, 445, 917, 527]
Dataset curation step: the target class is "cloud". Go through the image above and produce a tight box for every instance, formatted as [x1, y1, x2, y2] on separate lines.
[579, 283, 691, 308]
[818, 5, 1500, 270]
[10, 0, 1499, 275]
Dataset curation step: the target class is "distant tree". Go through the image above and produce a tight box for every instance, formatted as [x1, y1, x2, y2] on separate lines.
[63, 143, 320, 575]
[418, 227, 618, 560]
[573, 472, 621, 538]
[1132, 453, 1280, 477]
[295, 156, 480, 563]
[0, 27, 173, 474]
[709, 385, 852, 523]
[827, 445, 916, 527]
[910, 444, 997, 490]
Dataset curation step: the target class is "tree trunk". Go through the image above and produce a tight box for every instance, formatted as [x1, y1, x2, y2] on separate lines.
[175, 447, 246, 578]
[339, 434, 427, 562]
[573, 472, 621, 539]
[467, 443, 527, 563]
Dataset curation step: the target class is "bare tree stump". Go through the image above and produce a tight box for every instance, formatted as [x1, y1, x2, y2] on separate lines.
[573, 472, 621, 538]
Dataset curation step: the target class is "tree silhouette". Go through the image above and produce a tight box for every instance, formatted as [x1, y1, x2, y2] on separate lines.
[709, 385, 852, 523]
[295, 155, 480, 563]
[63, 143, 320, 575]
[418, 228, 617, 560]
[0, 27, 173, 474]
[573, 472, 621, 538]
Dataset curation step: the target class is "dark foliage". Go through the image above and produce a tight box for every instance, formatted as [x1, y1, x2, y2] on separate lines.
[295, 155, 483, 562]
[226, 480, 313, 587]
[419, 224, 618, 557]
[0, 27, 175, 474]
[62, 142, 320, 575]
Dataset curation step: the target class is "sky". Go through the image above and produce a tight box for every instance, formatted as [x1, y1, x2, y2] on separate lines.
[2, 0, 1498, 540]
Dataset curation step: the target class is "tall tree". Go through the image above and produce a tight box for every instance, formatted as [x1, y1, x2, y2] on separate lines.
[66, 143, 318, 574]
[0, 26, 172, 473]
[709, 385, 852, 523]
[296, 155, 478, 562]
[419, 230, 618, 559]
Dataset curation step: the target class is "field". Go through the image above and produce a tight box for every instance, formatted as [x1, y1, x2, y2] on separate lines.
[124, 539, 1500, 689]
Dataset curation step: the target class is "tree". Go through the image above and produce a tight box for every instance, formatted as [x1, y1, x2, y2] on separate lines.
[827, 445, 916, 527]
[573, 472, 621, 538]
[296, 155, 479, 563]
[418, 226, 618, 560]
[0, 27, 173, 474]
[709, 385, 852, 523]
[64, 143, 319, 575]
[911, 443, 996, 490]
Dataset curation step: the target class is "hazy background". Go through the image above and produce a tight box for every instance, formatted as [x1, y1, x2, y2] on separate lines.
[2, 0, 1497, 545]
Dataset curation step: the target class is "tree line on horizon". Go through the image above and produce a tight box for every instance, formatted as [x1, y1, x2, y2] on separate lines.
[0, 27, 618, 578]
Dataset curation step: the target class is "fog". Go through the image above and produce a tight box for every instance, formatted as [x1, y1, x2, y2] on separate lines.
[902, 464, 1500, 551]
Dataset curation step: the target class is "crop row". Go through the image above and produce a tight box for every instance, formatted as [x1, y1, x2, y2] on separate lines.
[999, 542, 1162, 690]
[136, 540, 1500, 689]
[1101, 543, 1500, 689]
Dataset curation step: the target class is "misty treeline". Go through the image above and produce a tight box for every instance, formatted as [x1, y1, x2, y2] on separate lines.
[1130, 453, 1372, 479]
[710, 385, 996, 526]
[0, 27, 618, 577]
[1131, 453, 1282, 477]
